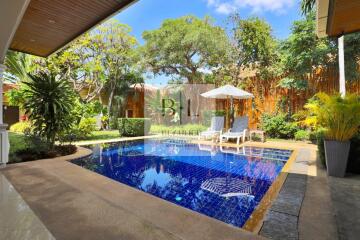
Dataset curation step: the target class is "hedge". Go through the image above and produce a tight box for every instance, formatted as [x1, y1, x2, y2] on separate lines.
[10, 121, 32, 133]
[150, 124, 207, 135]
[118, 118, 151, 137]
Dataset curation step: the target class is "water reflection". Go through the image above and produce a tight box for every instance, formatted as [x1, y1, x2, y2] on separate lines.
[73, 139, 290, 227]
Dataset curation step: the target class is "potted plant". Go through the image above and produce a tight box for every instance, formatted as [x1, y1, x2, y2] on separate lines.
[306, 93, 360, 177]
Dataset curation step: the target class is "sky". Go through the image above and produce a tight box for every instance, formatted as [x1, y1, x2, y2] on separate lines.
[114, 0, 303, 86]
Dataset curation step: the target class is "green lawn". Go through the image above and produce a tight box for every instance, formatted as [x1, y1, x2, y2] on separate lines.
[9, 130, 120, 151]
[75, 130, 120, 142]
[150, 124, 207, 135]
[9, 132, 27, 155]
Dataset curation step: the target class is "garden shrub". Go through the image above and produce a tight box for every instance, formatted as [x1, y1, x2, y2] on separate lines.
[260, 113, 298, 139]
[150, 124, 207, 135]
[78, 117, 97, 135]
[10, 121, 32, 133]
[58, 117, 97, 141]
[294, 130, 310, 141]
[118, 118, 151, 137]
[109, 116, 118, 129]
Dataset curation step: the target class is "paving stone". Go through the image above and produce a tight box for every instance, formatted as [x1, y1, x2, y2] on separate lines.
[270, 192, 303, 216]
[260, 210, 298, 240]
[329, 175, 360, 240]
[270, 174, 306, 216]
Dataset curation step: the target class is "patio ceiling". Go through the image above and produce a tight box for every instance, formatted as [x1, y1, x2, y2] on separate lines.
[9, 0, 137, 57]
[317, 0, 360, 37]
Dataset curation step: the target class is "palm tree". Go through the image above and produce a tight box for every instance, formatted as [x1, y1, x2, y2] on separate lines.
[4, 51, 31, 82]
[23, 72, 75, 148]
[301, 0, 315, 15]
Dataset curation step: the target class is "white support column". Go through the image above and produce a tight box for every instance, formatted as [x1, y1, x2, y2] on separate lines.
[0, 64, 3, 125]
[0, 0, 31, 166]
[0, 63, 9, 165]
[338, 35, 346, 97]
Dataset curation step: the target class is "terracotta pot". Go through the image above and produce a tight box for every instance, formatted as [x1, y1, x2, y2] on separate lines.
[324, 140, 350, 177]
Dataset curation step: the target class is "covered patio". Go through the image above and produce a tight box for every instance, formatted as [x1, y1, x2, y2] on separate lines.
[1, 1, 360, 240]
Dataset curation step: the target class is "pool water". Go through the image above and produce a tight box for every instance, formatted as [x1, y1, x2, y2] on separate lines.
[71, 139, 292, 228]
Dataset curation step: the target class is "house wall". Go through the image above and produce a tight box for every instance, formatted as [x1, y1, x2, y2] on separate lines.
[3, 105, 19, 128]
[2, 83, 20, 128]
[125, 90, 144, 118]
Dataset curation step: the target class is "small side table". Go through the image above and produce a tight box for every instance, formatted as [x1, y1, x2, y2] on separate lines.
[212, 132, 220, 143]
[249, 130, 266, 142]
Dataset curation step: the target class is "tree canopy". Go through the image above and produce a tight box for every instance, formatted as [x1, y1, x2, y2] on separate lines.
[5, 19, 143, 120]
[229, 15, 280, 82]
[278, 12, 336, 89]
[5, 4, 360, 118]
[141, 15, 230, 84]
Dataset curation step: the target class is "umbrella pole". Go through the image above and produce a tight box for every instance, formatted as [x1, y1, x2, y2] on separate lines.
[230, 96, 234, 128]
[226, 97, 230, 130]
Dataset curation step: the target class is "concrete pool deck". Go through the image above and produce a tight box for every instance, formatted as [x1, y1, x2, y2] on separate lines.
[1, 138, 359, 240]
[0, 145, 264, 240]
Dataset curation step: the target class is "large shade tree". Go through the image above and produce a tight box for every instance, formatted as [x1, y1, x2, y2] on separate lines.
[91, 20, 141, 115]
[141, 15, 230, 84]
[226, 16, 280, 85]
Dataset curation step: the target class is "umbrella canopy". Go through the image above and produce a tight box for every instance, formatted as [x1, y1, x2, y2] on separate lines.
[200, 85, 254, 99]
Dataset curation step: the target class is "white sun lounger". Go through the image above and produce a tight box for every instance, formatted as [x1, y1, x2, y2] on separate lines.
[220, 116, 249, 145]
[199, 116, 224, 141]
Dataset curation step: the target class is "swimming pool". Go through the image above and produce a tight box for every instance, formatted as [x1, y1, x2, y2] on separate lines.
[71, 138, 292, 228]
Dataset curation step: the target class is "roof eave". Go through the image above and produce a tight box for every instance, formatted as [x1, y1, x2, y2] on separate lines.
[316, 0, 330, 38]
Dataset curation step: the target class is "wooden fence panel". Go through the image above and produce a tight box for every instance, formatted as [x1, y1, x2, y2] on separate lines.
[238, 68, 360, 129]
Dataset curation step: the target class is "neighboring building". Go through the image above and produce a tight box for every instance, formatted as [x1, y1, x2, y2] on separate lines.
[127, 83, 159, 118]
[79, 83, 159, 119]
[2, 83, 21, 129]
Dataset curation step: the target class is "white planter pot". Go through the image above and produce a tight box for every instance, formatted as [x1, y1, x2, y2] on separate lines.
[324, 140, 350, 177]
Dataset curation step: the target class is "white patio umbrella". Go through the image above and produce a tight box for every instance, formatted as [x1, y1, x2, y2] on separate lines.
[201, 85, 254, 128]
[200, 85, 254, 100]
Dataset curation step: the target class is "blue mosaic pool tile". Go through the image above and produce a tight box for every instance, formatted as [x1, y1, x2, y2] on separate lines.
[72, 139, 292, 228]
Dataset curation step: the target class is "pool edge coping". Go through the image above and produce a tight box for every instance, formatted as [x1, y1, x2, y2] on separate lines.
[2, 137, 268, 240]
[242, 148, 299, 233]
[5, 135, 299, 239]
[74, 137, 299, 235]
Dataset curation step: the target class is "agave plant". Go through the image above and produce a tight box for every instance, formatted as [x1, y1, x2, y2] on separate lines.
[23, 72, 75, 148]
[304, 92, 360, 141]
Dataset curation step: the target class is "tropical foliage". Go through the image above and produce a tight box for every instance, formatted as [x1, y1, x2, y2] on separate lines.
[4, 51, 31, 82]
[118, 118, 151, 137]
[9, 121, 32, 133]
[260, 113, 299, 139]
[231, 16, 279, 80]
[279, 12, 336, 85]
[303, 93, 360, 141]
[301, 0, 315, 15]
[4, 1, 360, 148]
[22, 72, 75, 147]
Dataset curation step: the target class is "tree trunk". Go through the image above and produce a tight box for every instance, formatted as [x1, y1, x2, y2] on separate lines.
[107, 85, 115, 117]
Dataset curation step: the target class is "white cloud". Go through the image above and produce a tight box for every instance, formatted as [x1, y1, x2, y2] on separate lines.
[205, 0, 295, 15]
[216, 3, 237, 14]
